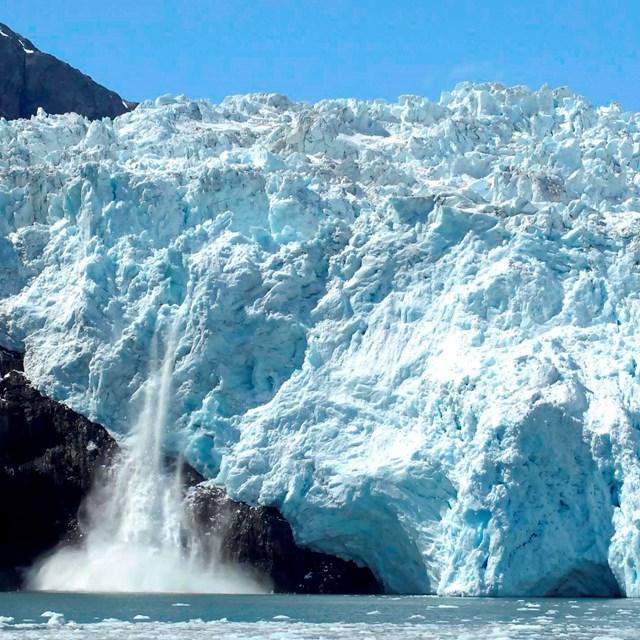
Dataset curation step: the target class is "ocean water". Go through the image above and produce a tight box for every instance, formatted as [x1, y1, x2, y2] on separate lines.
[0, 593, 638, 639]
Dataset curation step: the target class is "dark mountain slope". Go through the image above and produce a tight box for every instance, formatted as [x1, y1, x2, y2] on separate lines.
[0, 22, 134, 120]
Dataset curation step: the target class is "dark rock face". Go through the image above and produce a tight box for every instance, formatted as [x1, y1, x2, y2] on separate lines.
[186, 484, 382, 594]
[0, 358, 118, 588]
[0, 346, 24, 377]
[0, 347, 382, 593]
[0, 23, 134, 121]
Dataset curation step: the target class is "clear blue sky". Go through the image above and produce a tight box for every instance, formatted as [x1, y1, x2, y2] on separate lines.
[4, 0, 639, 109]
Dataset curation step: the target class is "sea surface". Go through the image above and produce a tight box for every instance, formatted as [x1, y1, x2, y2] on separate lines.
[0, 593, 639, 639]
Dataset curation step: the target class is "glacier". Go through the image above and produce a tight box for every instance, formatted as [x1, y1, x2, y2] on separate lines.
[1, 83, 640, 595]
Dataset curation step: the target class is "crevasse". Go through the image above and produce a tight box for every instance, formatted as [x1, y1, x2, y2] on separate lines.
[1, 83, 640, 595]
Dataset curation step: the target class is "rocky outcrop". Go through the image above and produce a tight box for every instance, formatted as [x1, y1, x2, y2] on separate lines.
[186, 484, 382, 594]
[0, 348, 381, 593]
[0, 22, 134, 120]
[0, 346, 24, 377]
[0, 351, 117, 588]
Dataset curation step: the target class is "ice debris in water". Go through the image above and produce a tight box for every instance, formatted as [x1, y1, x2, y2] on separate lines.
[2, 82, 640, 595]
[0, 617, 638, 640]
[40, 612, 65, 626]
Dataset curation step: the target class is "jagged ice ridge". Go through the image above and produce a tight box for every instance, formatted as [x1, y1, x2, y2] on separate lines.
[1, 83, 640, 595]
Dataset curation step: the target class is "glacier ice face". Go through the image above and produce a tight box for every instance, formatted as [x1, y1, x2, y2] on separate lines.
[2, 83, 640, 595]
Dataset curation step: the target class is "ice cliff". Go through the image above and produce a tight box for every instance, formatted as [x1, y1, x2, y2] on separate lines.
[1, 83, 640, 595]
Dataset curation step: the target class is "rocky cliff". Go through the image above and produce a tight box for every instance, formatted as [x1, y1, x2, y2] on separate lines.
[0, 348, 117, 588]
[186, 484, 380, 594]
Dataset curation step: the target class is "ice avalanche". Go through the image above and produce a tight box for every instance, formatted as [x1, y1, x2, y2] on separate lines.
[1, 83, 640, 596]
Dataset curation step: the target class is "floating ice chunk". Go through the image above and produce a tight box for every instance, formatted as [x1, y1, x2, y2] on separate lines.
[40, 611, 65, 626]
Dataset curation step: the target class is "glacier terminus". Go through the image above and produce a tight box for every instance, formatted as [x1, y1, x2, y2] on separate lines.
[1, 83, 640, 596]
